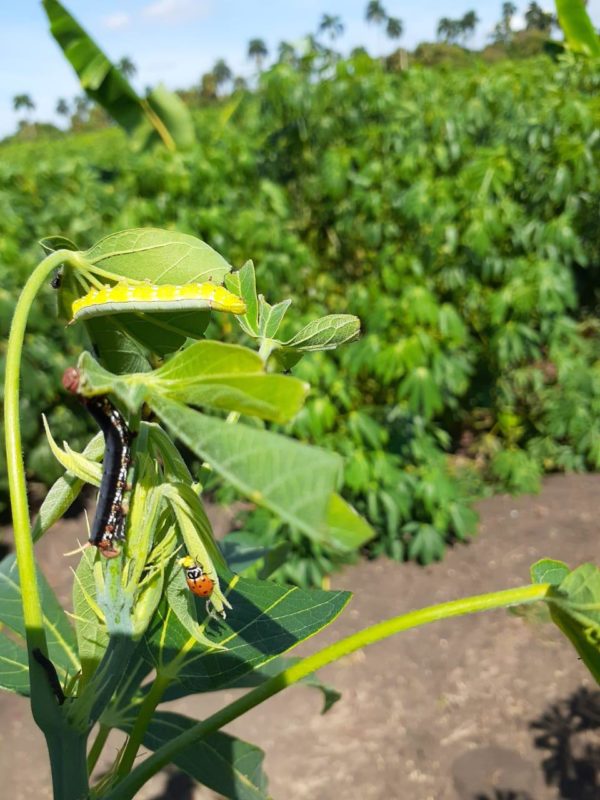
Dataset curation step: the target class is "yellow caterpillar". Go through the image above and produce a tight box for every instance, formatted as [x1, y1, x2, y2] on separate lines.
[71, 281, 246, 322]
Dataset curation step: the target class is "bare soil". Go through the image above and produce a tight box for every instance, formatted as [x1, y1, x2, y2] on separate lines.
[1, 473, 599, 800]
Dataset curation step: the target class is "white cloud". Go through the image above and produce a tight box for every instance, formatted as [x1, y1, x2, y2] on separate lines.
[103, 12, 131, 30]
[142, 0, 211, 23]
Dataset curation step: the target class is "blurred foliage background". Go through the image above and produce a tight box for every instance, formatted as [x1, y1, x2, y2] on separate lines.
[2, 3, 600, 584]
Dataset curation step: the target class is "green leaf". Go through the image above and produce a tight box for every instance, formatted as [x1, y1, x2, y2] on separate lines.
[84, 316, 153, 375]
[92, 309, 210, 360]
[220, 532, 285, 577]
[151, 341, 309, 422]
[103, 641, 154, 716]
[547, 563, 600, 685]
[32, 432, 104, 543]
[80, 342, 309, 423]
[0, 635, 29, 696]
[448, 502, 479, 541]
[490, 449, 542, 495]
[39, 235, 79, 254]
[150, 396, 343, 541]
[79, 351, 148, 409]
[398, 367, 443, 419]
[303, 671, 342, 713]
[43, 0, 144, 134]
[283, 315, 361, 352]
[161, 650, 341, 714]
[143, 84, 197, 151]
[42, 0, 196, 149]
[146, 575, 350, 696]
[258, 296, 292, 339]
[272, 348, 304, 372]
[405, 523, 446, 564]
[323, 493, 375, 551]
[42, 414, 102, 486]
[83, 228, 232, 285]
[0, 555, 80, 679]
[147, 424, 194, 483]
[136, 712, 269, 800]
[531, 559, 570, 586]
[148, 340, 273, 384]
[555, 0, 600, 56]
[72, 549, 108, 686]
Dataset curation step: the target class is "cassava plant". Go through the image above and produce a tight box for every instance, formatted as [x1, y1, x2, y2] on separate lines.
[3, 227, 600, 799]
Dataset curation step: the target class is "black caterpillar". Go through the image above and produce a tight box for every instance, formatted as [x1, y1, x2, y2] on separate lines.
[62, 367, 132, 558]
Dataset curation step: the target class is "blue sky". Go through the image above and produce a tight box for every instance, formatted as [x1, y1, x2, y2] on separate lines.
[3, 1, 600, 137]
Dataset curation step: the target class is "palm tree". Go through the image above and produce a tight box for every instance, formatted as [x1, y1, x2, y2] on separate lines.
[319, 14, 344, 41]
[365, 0, 387, 26]
[365, 1, 389, 51]
[502, 2, 517, 23]
[437, 17, 458, 43]
[386, 16, 403, 41]
[212, 59, 232, 93]
[247, 38, 268, 71]
[56, 98, 69, 117]
[492, 1, 517, 43]
[13, 94, 35, 113]
[524, 2, 555, 32]
[117, 56, 137, 79]
[461, 11, 479, 42]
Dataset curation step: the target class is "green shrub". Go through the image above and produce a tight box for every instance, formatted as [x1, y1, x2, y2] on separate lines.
[1, 53, 599, 577]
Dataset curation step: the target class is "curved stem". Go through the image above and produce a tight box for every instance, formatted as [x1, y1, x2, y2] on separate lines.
[4, 250, 74, 656]
[116, 672, 171, 779]
[5, 250, 90, 799]
[106, 582, 550, 800]
[88, 724, 111, 775]
[116, 632, 200, 778]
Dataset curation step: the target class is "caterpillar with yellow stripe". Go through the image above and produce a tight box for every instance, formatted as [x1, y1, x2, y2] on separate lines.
[71, 281, 246, 322]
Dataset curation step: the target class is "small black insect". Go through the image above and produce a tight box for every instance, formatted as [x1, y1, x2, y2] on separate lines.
[50, 269, 63, 289]
[33, 649, 65, 705]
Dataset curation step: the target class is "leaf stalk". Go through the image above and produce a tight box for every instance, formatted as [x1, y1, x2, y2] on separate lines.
[105, 582, 550, 799]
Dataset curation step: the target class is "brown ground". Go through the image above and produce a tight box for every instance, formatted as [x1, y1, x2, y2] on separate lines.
[1, 473, 599, 800]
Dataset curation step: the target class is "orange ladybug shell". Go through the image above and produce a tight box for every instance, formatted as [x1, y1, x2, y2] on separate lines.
[186, 571, 215, 597]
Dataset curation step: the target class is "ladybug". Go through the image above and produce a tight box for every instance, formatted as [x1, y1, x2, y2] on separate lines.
[180, 556, 215, 598]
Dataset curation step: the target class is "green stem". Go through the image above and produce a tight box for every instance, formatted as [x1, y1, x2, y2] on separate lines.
[4, 251, 76, 684]
[116, 672, 171, 779]
[5, 251, 71, 650]
[88, 723, 111, 775]
[45, 729, 89, 800]
[106, 582, 550, 800]
[5, 250, 90, 799]
[258, 337, 276, 362]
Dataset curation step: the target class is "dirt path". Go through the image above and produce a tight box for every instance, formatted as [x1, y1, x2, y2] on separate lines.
[1, 473, 599, 799]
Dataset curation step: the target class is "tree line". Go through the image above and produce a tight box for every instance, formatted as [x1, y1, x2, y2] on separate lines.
[10, 2, 559, 134]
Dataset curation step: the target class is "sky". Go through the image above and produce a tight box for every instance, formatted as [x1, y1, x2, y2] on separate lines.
[3, 1, 600, 137]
